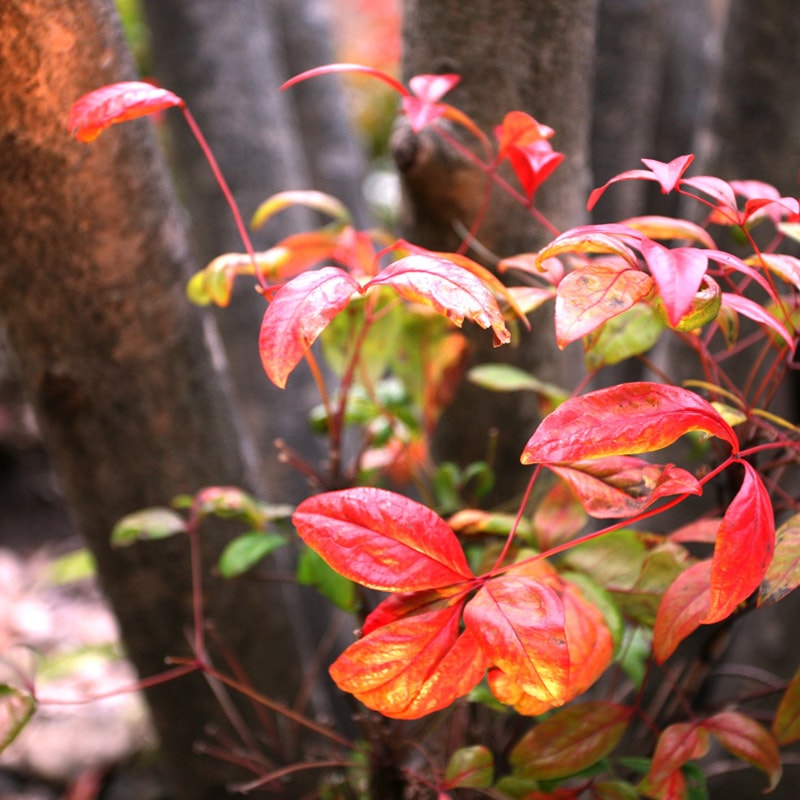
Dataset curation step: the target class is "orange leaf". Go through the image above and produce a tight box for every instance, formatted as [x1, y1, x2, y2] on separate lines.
[464, 575, 569, 705]
[551, 457, 701, 519]
[653, 559, 711, 663]
[259, 267, 359, 388]
[521, 382, 739, 466]
[705, 462, 774, 624]
[329, 595, 487, 719]
[555, 265, 654, 347]
[293, 487, 474, 592]
[773, 663, 800, 744]
[69, 81, 183, 142]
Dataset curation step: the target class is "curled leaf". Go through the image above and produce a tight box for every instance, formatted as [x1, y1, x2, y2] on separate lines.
[69, 81, 183, 142]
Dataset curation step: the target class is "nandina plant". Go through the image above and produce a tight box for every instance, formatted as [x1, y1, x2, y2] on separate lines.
[5, 66, 799, 799]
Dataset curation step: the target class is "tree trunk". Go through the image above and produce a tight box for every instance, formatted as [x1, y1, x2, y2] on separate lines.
[0, 1, 315, 796]
[395, 0, 597, 501]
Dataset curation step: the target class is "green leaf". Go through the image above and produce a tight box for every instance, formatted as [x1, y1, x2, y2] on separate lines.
[0, 684, 36, 753]
[218, 532, 286, 578]
[44, 547, 96, 584]
[759, 512, 800, 607]
[467, 363, 568, 404]
[773, 662, 800, 744]
[593, 779, 640, 799]
[444, 745, 494, 789]
[296, 547, 358, 611]
[509, 701, 632, 781]
[584, 302, 664, 370]
[111, 507, 186, 547]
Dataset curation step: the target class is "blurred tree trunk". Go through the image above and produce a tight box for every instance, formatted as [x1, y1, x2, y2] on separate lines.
[395, 0, 597, 502]
[140, 0, 370, 503]
[0, 1, 321, 796]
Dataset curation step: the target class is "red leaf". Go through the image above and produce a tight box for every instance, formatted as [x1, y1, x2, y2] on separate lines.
[640, 240, 709, 327]
[464, 575, 569, 705]
[701, 711, 782, 791]
[509, 702, 632, 781]
[721, 293, 795, 350]
[366, 255, 511, 345]
[69, 81, 184, 142]
[281, 62, 410, 96]
[521, 382, 739, 466]
[679, 175, 740, 225]
[643, 722, 709, 793]
[587, 155, 694, 211]
[759, 512, 800, 607]
[554, 264, 654, 347]
[507, 140, 565, 201]
[293, 487, 474, 592]
[408, 73, 461, 103]
[551, 457, 701, 519]
[259, 267, 359, 388]
[329, 595, 487, 719]
[705, 462, 775, 624]
[495, 111, 555, 160]
[653, 559, 711, 663]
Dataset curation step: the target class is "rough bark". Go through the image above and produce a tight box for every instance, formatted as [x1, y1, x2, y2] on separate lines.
[0, 1, 314, 796]
[395, 0, 597, 501]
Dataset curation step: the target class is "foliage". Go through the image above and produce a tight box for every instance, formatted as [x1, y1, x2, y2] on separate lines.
[13, 62, 800, 798]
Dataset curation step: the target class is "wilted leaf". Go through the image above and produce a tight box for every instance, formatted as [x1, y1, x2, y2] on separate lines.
[218, 532, 286, 578]
[366, 255, 511, 345]
[653, 560, 711, 663]
[111, 507, 186, 547]
[550, 456, 701, 519]
[69, 81, 183, 142]
[293, 487, 474, 592]
[701, 711, 781, 791]
[521, 382, 739, 466]
[555, 265, 654, 347]
[705, 462, 774, 624]
[259, 267, 360, 388]
[510, 701, 632, 781]
[329, 596, 487, 719]
[443, 745, 494, 789]
[760, 513, 800, 606]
